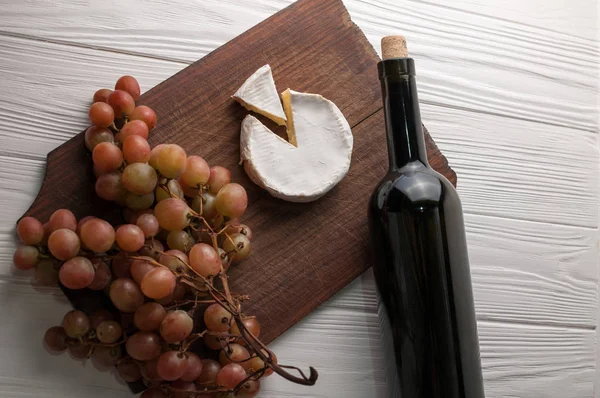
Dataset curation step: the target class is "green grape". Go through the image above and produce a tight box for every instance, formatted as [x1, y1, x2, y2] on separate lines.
[222, 233, 252, 262]
[85, 126, 114, 151]
[155, 178, 185, 202]
[125, 191, 155, 210]
[122, 163, 158, 195]
[203, 303, 232, 333]
[166, 230, 195, 252]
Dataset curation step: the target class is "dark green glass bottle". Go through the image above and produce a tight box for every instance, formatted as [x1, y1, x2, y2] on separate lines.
[368, 56, 485, 398]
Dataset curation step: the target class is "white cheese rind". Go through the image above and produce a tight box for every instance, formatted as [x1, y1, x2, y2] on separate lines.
[240, 90, 353, 202]
[233, 65, 287, 126]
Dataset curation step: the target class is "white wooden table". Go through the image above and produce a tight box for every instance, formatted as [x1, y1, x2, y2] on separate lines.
[0, 1, 597, 397]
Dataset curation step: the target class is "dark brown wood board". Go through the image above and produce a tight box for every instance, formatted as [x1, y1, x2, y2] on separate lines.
[23, 0, 456, 348]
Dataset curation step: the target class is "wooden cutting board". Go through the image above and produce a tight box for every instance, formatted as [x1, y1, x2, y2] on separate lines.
[23, 0, 456, 346]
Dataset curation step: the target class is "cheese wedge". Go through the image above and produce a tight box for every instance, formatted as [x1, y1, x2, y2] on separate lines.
[240, 90, 353, 202]
[233, 65, 287, 126]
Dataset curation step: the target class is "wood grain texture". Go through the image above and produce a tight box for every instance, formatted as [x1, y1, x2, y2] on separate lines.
[0, 0, 596, 131]
[0, 0, 598, 397]
[21, 0, 454, 347]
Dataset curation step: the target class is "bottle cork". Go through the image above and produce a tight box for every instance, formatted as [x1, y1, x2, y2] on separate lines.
[381, 36, 408, 60]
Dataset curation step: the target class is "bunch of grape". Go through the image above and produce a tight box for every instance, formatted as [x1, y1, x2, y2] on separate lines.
[13, 75, 316, 397]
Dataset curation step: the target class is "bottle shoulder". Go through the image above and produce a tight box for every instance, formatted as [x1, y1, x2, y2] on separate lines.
[370, 162, 459, 211]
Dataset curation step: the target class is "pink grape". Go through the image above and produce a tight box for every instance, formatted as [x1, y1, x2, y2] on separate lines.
[13, 245, 39, 270]
[180, 352, 203, 381]
[159, 250, 189, 274]
[48, 229, 80, 261]
[215, 363, 246, 389]
[115, 224, 146, 252]
[87, 259, 111, 290]
[84, 126, 113, 151]
[93, 88, 112, 103]
[207, 166, 231, 194]
[134, 302, 166, 332]
[90, 309, 114, 329]
[180, 155, 210, 188]
[96, 320, 122, 344]
[93, 345, 122, 366]
[111, 252, 133, 278]
[123, 135, 151, 164]
[215, 183, 248, 218]
[237, 380, 261, 398]
[140, 387, 166, 398]
[130, 256, 155, 284]
[68, 343, 92, 359]
[142, 358, 162, 381]
[157, 144, 187, 178]
[157, 350, 188, 381]
[107, 89, 135, 117]
[153, 198, 191, 231]
[117, 362, 142, 383]
[34, 259, 58, 286]
[48, 209, 77, 233]
[136, 213, 159, 238]
[141, 267, 176, 299]
[119, 119, 149, 141]
[156, 281, 186, 305]
[196, 359, 221, 387]
[76, 216, 96, 236]
[203, 303, 232, 333]
[44, 326, 68, 353]
[169, 380, 196, 398]
[93, 142, 123, 173]
[189, 243, 221, 277]
[89, 101, 115, 128]
[159, 310, 193, 343]
[115, 75, 140, 100]
[59, 256, 95, 290]
[219, 343, 250, 367]
[148, 144, 165, 169]
[109, 278, 144, 312]
[16, 216, 44, 245]
[62, 310, 90, 338]
[95, 172, 126, 202]
[130, 105, 157, 130]
[125, 331, 161, 361]
[140, 239, 164, 260]
[80, 218, 115, 253]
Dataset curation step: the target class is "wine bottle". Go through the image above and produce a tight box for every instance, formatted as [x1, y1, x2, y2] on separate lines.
[368, 36, 485, 398]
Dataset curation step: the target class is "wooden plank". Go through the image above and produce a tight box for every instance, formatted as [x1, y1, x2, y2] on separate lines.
[0, 0, 596, 131]
[19, 0, 453, 347]
[1, 35, 597, 228]
[421, 104, 599, 228]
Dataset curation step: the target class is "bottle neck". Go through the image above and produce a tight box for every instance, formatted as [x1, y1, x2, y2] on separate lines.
[378, 58, 428, 170]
